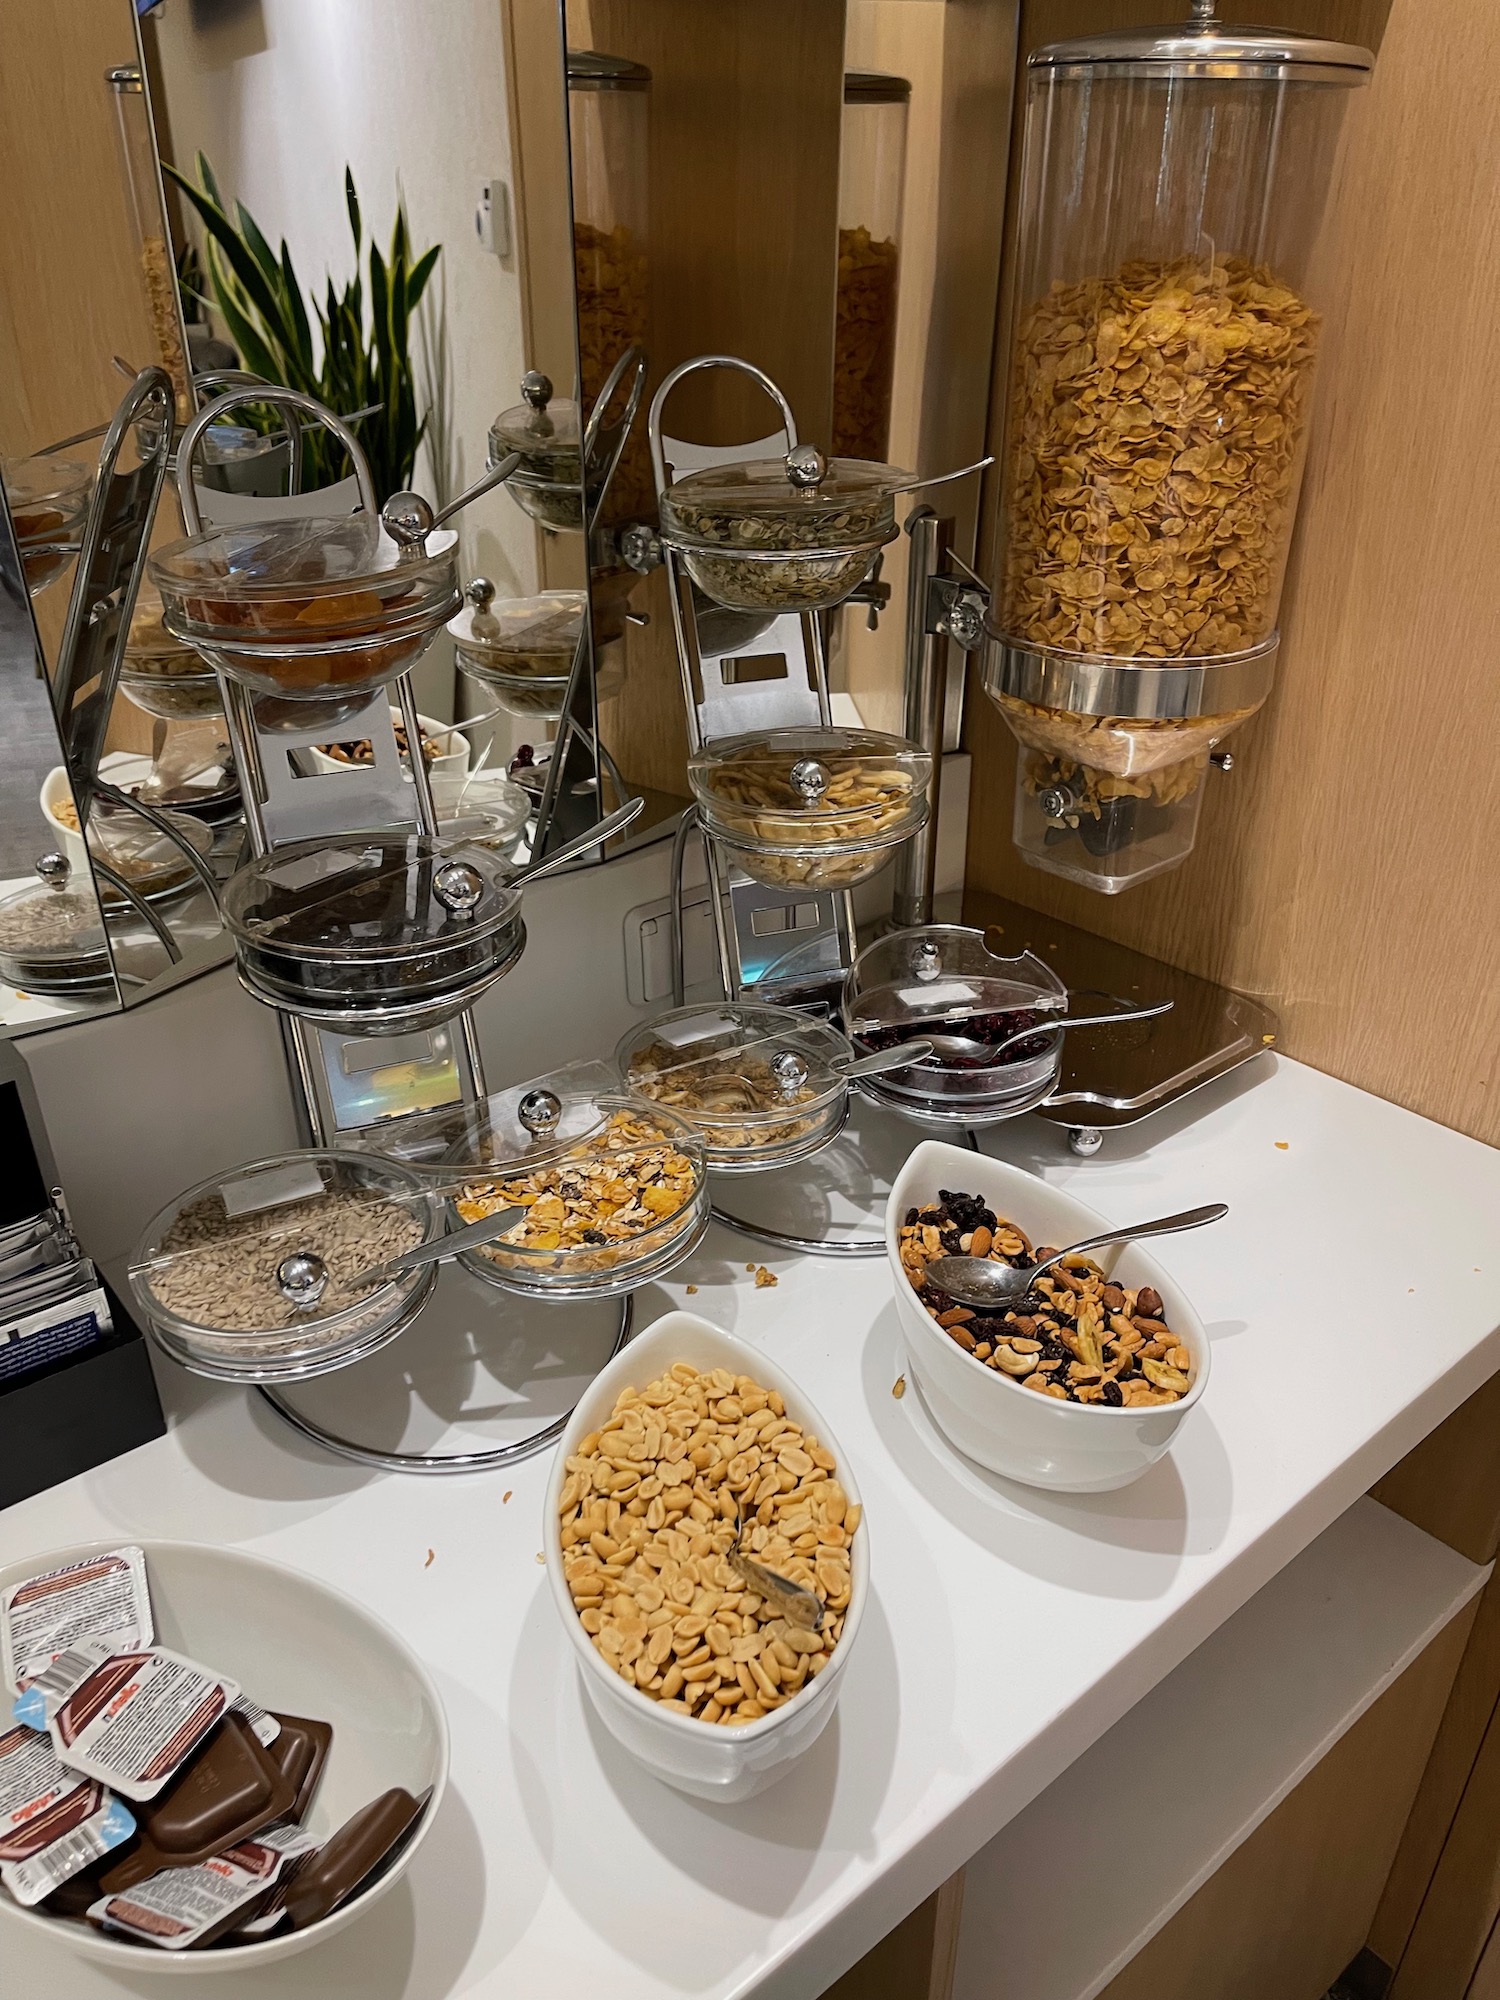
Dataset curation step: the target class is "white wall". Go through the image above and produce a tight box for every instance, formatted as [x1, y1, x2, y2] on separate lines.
[152, 0, 541, 686]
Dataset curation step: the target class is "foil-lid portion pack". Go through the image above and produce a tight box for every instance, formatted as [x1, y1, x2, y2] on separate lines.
[15, 1643, 238, 1802]
[0, 1723, 136, 1907]
[89, 1821, 316, 1950]
[1, 1548, 152, 1694]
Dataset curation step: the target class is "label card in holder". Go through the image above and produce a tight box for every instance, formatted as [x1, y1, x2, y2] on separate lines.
[221, 1162, 328, 1219]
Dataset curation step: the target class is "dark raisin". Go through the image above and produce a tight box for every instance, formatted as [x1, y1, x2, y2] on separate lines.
[905, 1207, 920, 1228]
[1102, 1379, 1123, 1406]
[581, 1228, 607, 1245]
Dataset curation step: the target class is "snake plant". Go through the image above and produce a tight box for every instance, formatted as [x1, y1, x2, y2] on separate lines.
[166, 154, 440, 501]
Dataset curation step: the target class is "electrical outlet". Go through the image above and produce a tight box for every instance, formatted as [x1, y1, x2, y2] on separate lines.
[475, 179, 512, 258]
[624, 891, 719, 1006]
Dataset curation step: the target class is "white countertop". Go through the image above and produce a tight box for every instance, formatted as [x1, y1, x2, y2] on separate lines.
[3, 1053, 1499, 2000]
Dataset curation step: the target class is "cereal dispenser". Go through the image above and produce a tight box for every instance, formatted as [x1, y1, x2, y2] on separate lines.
[982, 6, 1371, 891]
[567, 50, 652, 523]
[833, 73, 909, 461]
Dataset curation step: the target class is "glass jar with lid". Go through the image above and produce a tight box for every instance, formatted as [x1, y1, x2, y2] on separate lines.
[842, 925, 1068, 1126]
[488, 375, 587, 533]
[688, 724, 931, 890]
[568, 50, 652, 524]
[148, 512, 460, 703]
[431, 1060, 708, 1299]
[984, 10, 1372, 889]
[222, 831, 526, 1034]
[449, 583, 585, 720]
[119, 585, 224, 722]
[129, 1148, 443, 1382]
[659, 443, 907, 613]
[833, 73, 909, 461]
[4, 454, 91, 597]
[0, 861, 114, 995]
[616, 1003, 862, 1172]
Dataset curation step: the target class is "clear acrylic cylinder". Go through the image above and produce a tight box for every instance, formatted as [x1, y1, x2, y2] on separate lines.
[567, 51, 652, 522]
[984, 17, 1371, 891]
[833, 72, 909, 461]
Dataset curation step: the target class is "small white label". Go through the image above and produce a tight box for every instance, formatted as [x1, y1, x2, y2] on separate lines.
[651, 1010, 740, 1050]
[262, 847, 379, 894]
[221, 1162, 327, 1219]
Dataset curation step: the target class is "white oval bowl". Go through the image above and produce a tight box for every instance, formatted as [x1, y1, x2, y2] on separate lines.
[0, 1539, 448, 1973]
[544, 1309, 869, 1802]
[886, 1140, 1211, 1492]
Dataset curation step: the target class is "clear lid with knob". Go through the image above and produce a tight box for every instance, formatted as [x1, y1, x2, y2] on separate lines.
[127, 1148, 444, 1379]
[392, 1059, 709, 1299]
[148, 513, 460, 700]
[688, 725, 931, 887]
[0, 858, 113, 991]
[661, 444, 908, 551]
[488, 373, 584, 480]
[448, 583, 585, 678]
[4, 453, 92, 531]
[222, 832, 524, 964]
[615, 1002, 856, 1170]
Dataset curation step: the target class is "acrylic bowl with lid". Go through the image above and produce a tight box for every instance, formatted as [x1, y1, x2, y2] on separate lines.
[129, 1148, 443, 1382]
[0, 1538, 447, 1972]
[886, 1140, 1210, 1491]
[543, 1309, 869, 1801]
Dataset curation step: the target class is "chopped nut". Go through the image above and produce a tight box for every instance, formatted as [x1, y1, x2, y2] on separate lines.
[754, 1265, 778, 1289]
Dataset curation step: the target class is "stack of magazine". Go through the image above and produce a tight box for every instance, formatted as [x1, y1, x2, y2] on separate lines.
[0, 1199, 111, 1386]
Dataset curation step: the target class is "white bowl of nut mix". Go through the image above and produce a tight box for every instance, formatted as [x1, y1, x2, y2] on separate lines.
[545, 1309, 868, 1801]
[886, 1141, 1210, 1492]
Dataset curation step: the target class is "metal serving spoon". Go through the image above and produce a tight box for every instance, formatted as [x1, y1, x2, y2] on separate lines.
[274, 1200, 529, 1308]
[920, 999, 1174, 1069]
[728, 1501, 825, 1632]
[923, 1201, 1228, 1311]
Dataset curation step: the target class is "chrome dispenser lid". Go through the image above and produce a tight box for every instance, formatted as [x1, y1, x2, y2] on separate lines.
[1031, 20, 1373, 85]
[567, 49, 651, 90]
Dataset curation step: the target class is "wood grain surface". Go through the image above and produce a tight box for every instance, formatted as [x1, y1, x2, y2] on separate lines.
[964, 0, 1500, 1148]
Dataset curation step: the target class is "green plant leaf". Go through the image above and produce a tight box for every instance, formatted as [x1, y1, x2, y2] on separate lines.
[235, 201, 283, 290]
[407, 244, 441, 311]
[345, 168, 361, 253]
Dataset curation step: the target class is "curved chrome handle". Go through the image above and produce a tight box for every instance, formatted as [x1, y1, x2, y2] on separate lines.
[175, 386, 377, 533]
[647, 355, 798, 501]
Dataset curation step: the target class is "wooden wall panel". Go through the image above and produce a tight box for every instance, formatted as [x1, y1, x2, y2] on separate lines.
[1093, 1604, 1473, 2000]
[964, 0, 1500, 1148]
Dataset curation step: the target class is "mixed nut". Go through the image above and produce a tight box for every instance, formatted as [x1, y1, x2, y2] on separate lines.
[559, 1361, 857, 1725]
[1000, 255, 1319, 660]
[898, 1189, 1193, 1405]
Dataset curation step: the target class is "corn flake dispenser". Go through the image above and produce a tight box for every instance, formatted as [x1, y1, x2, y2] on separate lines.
[982, 6, 1371, 891]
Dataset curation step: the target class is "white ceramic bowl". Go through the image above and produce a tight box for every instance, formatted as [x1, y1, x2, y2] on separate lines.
[307, 709, 470, 808]
[544, 1309, 869, 1802]
[0, 1540, 448, 1973]
[41, 763, 215, 901]
[887, 1141, 1210, 1492]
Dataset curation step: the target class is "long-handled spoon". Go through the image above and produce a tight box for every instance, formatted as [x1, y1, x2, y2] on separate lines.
[923, 1201, 1228, 1311]
[920, 998, 1173, 1069]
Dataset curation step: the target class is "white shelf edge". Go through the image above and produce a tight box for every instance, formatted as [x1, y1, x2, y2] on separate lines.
[953, 1497, 1489, 2000]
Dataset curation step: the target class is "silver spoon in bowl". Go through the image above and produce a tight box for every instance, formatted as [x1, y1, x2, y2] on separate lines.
[923, 1201, 1228, 1311]
[920, 998, 1174, 1069]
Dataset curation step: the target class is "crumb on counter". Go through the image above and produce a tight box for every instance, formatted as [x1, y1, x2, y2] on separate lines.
[892, 1375, 906, 1399]
[686, 1283, 698, 1294]
[424, 1549, 435, 1568]
[1275, 1141, 1289, 1150]
[503, 1490, 513, 1503]
[754, 1265, 778, 1288]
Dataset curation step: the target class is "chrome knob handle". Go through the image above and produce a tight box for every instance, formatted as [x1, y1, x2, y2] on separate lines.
[785, 443, 828, 490]
[519, 1088, 562, 1136]
[276, 1251, 329, 1309]
[790, 758, 828, 804]
[35, 852, 71, 890]
[770, 1050, 809, 1098]
[434, 861, 485, 916]
[381, 490, 435, 550]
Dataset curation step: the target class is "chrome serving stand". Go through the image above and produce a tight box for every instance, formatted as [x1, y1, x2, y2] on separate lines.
[164, 387, 633, 1472]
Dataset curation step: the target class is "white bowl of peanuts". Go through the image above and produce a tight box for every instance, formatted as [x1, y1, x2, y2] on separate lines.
[886, 1142, 1210, 1492]
[545, 1310, 868, 1801]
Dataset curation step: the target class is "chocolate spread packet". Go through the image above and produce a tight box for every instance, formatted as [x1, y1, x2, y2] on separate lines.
[265, 1713, 332, 1822]
[89, 1820, 316, 1950]
[282, 1786, 429, 1931]
[0, 1723, 136, 1906]
[17, 1644, 238, 1802]
[1, 1548, 152, 1694]
[98, 1712, 297, 1890]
